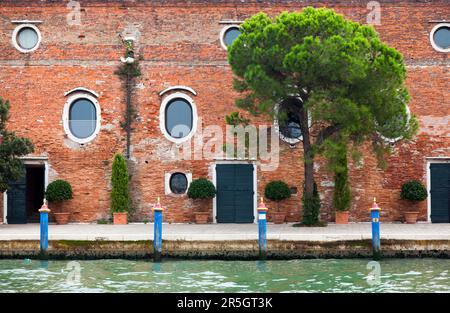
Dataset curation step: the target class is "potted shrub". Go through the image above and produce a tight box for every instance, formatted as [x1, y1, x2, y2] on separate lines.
[333, 160, 351, 224]
[111, 154, 130, 225]
[45, 179, 73, 225]
[400, 180, 427, 224]
[265, 180, 291, 224]
[187, 178, 216, 224]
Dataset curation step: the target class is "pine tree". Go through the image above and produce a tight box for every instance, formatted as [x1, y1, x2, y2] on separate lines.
[228, 8, 418, 225]
[110, 153, 129, 213]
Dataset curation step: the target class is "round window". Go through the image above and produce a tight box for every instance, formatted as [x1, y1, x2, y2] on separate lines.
[430, 23, 450, 52]
[169, 173, 188, 194]
[69, 98, 97, 139]
[277, 98, 302, 142]
[17, 27, 39, 50]
[220, 26, 241, 49]
[165, 98, 193, 139]
[12, 24, 41, 53]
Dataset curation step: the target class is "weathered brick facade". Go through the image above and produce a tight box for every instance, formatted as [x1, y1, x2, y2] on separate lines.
[0, 0, 448, 224]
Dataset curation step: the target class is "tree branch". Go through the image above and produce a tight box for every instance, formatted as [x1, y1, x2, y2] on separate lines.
[315, 124, 342, 146]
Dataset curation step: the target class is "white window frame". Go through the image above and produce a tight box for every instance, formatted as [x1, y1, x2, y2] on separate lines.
[12, 23, 42, 53]
[429, 23, 450, 53]
[63, 93, 101, 144]
[164, 171, 192, 196]
[219, 24, 241, 50]
[159, 92, 198, 144]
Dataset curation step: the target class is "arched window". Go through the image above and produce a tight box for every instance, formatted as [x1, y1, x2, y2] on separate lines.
[63, 93, 101, 144]
[12, 24, 41, 53]
[275, 97, 303, 145]
[160, 92, 197, 144]
[220, 25, 241, 49]
[430, 23, 450, 52]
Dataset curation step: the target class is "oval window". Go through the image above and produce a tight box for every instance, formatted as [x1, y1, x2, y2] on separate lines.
[430, 24, 450, 52]
[69, 98, 97, 139]
[277, 98, 302, 141]
[169, 173, 188, 194]
[221, 26, 241, 49]
[165, 98, 193, 139]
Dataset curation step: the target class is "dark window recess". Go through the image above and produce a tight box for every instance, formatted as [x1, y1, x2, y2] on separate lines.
[69, 98, 97, 139]
[290, 186, 298, 195]
[223, 27, 241, 47]
[278, 97, 302, 139]
[169, 173, 188, 194]
[433, 26, 450, 50]
[165, 98, 193, 139]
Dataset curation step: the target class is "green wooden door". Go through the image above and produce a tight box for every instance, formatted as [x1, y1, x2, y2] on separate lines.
[7, 174, 27, 224]
[430, 163, 450, 223]
[216, 164, 254, 223]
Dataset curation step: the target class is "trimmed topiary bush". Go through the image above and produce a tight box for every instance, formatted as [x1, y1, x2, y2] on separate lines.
[111, 153, 129, 213]
[400, 180, 427, 201]
[45, 179, 73, 202]
[187, 178, 216, 199]
[264, 180, 291, 211]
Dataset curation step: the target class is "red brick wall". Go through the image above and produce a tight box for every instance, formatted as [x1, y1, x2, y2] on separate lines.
[0, 1, 448, 223]
[0, 192, 3, 223]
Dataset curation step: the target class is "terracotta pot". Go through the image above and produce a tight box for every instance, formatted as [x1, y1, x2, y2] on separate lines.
[335, 211, 349, 224]
[404, 211, 419, 224]
[54, 212, 71, 225]
[113, 212, 128, 225]
[50, 201, 63, 212]
[271, 212, 286, 224]
[194, 212, 210, 224]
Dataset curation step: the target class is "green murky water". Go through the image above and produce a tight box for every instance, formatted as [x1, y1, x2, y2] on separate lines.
[0, 258, 448, 293]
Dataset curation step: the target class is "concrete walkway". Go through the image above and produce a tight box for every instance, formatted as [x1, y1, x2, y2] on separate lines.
[1, 222, 450, 241]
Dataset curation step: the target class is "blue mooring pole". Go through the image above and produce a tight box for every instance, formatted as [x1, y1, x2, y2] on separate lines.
[39, 199, 50, 259]
[257, 198, 268, 260]
[370, 198, 381, 260]
[153, 197, 163, 262]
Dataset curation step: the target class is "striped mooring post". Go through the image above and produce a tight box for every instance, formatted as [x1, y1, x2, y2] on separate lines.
[370, 198, 381, 260]
[152, 197, 164, 262]
[257, 197, 268, 259]
[39, 199, 50, 258]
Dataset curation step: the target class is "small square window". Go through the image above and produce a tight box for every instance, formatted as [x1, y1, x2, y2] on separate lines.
[165, 172, 192, 196]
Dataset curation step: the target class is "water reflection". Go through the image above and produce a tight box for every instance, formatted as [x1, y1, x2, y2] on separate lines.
[0, 258, 448, 293]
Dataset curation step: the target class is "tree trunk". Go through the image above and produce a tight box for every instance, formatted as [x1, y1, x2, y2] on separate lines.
[299, 105, 314, 197]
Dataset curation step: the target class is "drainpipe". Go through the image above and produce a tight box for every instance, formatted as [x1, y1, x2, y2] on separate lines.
[125, 72, 132, 159]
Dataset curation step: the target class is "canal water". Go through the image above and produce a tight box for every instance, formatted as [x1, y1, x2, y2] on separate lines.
[0, 258, 448, 292]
